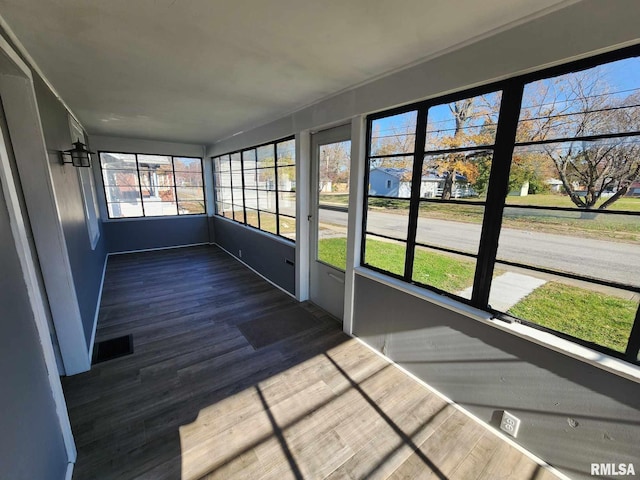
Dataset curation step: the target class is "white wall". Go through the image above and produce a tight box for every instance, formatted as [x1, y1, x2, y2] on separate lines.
[208, 0, 640, 156]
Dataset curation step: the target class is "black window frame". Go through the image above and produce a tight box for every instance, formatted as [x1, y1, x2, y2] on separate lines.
[362, 44, 640, 365]
[212, 135, 296, 242]
[99, 151, 205, 219]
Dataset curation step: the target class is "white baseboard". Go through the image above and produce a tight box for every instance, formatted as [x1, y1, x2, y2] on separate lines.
[108, 242, 209, 256]
[65, 461, 74, 480]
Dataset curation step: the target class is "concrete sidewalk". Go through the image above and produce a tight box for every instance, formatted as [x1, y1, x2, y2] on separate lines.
[458, 271, 547, 311]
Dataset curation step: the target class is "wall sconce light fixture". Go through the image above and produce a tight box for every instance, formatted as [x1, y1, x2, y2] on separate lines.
[60, 141, 95, 168]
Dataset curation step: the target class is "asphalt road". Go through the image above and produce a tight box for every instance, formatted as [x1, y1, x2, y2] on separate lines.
[318, 208, 640, 288]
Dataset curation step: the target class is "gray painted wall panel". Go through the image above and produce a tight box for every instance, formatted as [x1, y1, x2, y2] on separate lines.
[353, 274, 640, 480]
[0, 180, 67, 480]
[213, 216, 295, 294]
[33, 75, 107, 347]
[105, 215, 209, 253]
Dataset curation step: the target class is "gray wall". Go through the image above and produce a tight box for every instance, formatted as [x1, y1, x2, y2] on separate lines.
[105, 215, 209, 253]
[214, 216, 295, 295]
[353, 274, 640, 480]
[33, 75, 108, 347]
[0, 177, 67, 479]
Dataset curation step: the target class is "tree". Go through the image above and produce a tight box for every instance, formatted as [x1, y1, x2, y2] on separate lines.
[518, 66, 640, 209]
[319, 141, 350, 191]
[425, 94, 500, 199]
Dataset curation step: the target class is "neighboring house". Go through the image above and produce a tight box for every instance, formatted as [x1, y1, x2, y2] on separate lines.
[370, 167, 475, 198]
[369, 167, 405, 196]
[545, 178, 564, 193]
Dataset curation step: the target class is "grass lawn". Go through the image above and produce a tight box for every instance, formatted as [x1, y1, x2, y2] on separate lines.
[508, 282, 637, 353]
[321, 236, 635, 353]
[318, 237, 348, 271]
[506, 194, 640, 211]
[320, 237, 476, 293]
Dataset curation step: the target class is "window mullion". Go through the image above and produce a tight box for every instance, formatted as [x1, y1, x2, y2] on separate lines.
[403, 107, 428, 281]
[625, 308, 640, 362]
[171, 156, 178, 215]
[274, 144, 281, 236]
[241, 154, 247, 225]
[471, 81, 524, 308]
[135, 154, 146, 217]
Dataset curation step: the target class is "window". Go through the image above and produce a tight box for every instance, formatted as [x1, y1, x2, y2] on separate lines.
[99, 152, 204, 218]
[212, 137, 296, 241]
[362, 46, 640, 364]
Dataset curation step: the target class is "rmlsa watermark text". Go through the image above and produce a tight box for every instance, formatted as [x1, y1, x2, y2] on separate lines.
[591, 463, 636, 476]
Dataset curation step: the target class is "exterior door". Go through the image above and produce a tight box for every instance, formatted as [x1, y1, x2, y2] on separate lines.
[309, 125, 351, 320]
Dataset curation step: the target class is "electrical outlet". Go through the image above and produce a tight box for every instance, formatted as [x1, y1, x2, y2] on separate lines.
[500, 411, 521, 438]
[238, 249, 242, 258]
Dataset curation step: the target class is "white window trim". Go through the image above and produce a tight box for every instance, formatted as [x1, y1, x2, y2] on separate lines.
[68, 116, 100, 249]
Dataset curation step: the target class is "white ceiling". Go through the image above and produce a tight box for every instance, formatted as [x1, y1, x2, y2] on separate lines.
[0, 0, 574, 145]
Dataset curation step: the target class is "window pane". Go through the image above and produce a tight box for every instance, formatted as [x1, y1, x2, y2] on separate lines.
[215, 155, 230, 173]
[422, 150, 492, 200]
[100, 152, 136, 170]
[278, 165, 296, 191]
[371, 111, 417, 156]
[257, 145, 275, 168]
[258, 191, 277, 213]
[368, 156, 414, 197]
[176, 187, 203, 202]
[278, 192, 296, 217]
[244, 188, 258, 210]
[243, 149, 257, 170]
[245, 208, 259, 228]
[216, 169, 231, 188]
[496, 207, 640, 288]
[366, 199, 409, 241]
[217, 201, 231, 217]
[108, 202, 143, 218]
[138, 155, 172, 173]
[231, 169, 244, 189]
[216, 188, 232, 203]
[507, 140, 640, 209]
[318, 207, 348, 270]
[142, 186, 174, 202]
[279, 215, 296, 239]
[259, 211, 278, 234]
[142, 202, 178, 216]
[174, 157, 202, 173]
[319, 140, 350, 202]
[364, 235, 406, 277]
[244, 168, 257, 189]
[232, 187, 244, 205]
[257, 167, 276, 189]
[105, 186, 141, 204]
[233, 206, 245, 223]
[179, 201, 205, 215]
[176, 171, 203, 187]
[518, 57, 640, 142]
[416, 202, 484, 255]
[412, 246, 477, 299]
[140, 171, 174, 190]
[102, 170, 139, 187]
[230, 152, 242, 172]
[425, 91, 502, 150]
[491, 265, 638, 354]
[277, 139, 295, 166]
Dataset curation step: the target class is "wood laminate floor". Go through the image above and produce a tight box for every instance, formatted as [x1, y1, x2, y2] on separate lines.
[62, 245, 559, 480]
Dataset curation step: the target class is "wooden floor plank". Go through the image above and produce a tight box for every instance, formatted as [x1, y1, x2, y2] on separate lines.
[62, 245, 559, 480]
